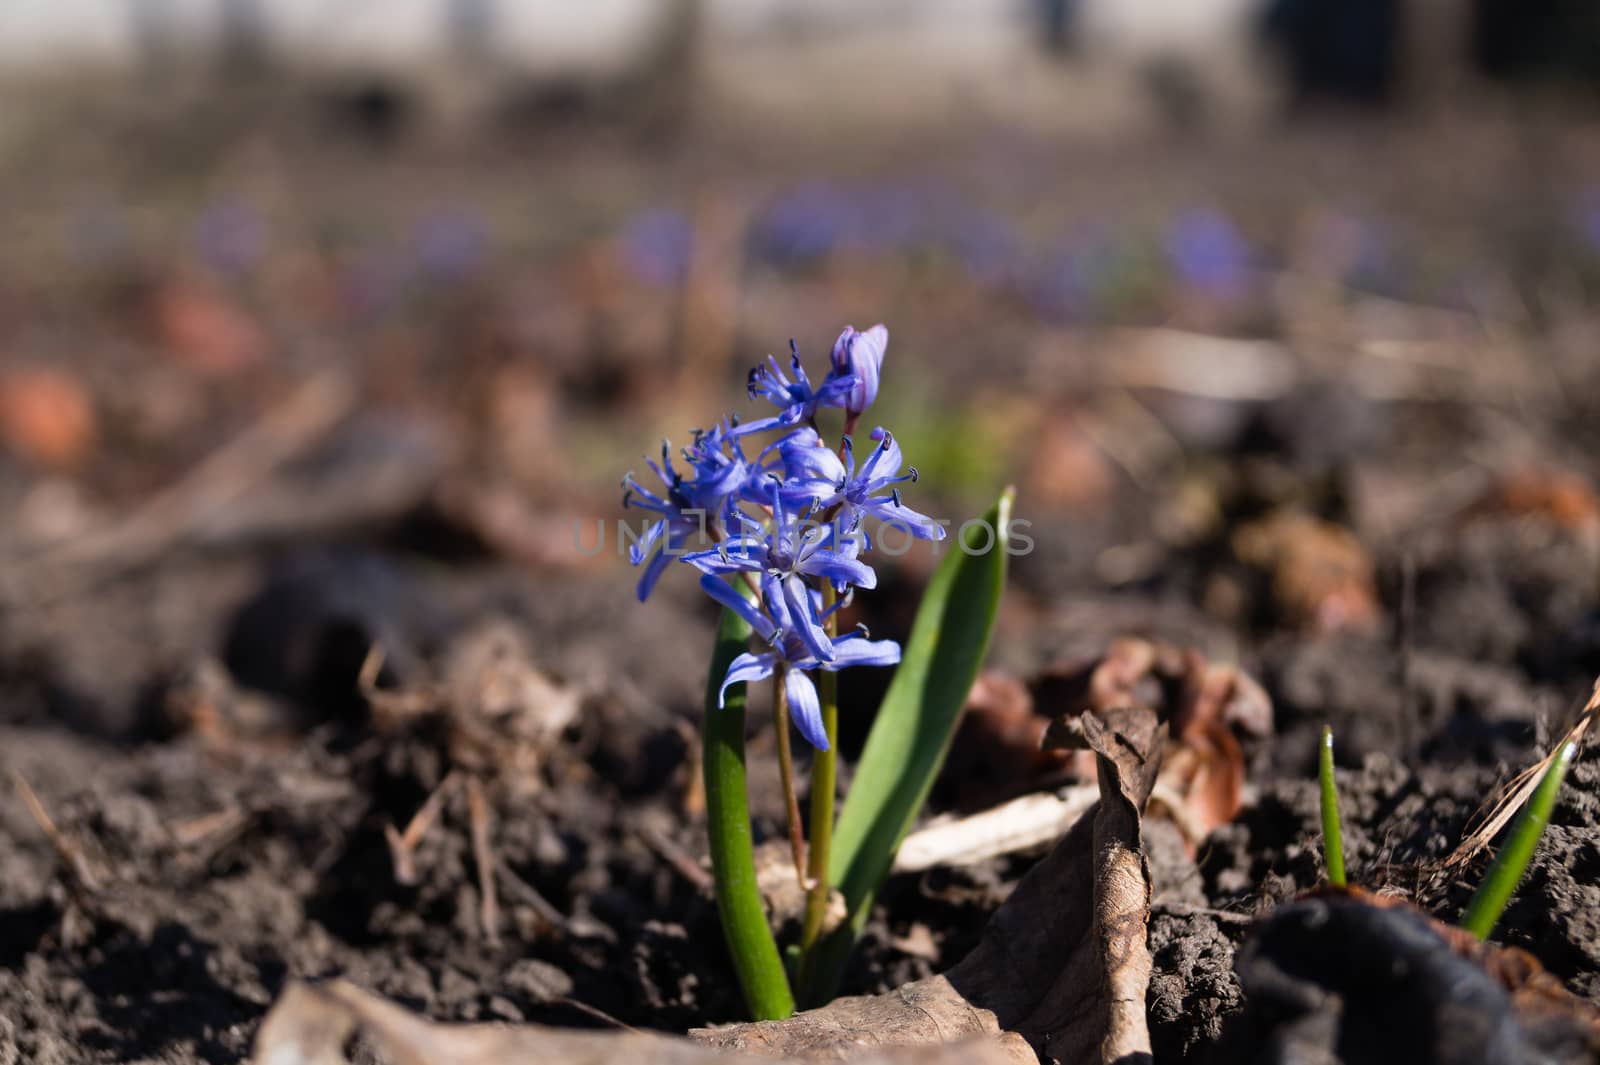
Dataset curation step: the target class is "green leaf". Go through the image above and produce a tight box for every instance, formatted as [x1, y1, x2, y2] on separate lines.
[811, 487, 1014, 999]
[1459, 738, 1578, 941]
[1319, 725, 1346, 887]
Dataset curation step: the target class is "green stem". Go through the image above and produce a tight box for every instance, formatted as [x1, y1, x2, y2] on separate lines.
[1460, 739, 1578, 941]
[703, 592, 795, 1020]
[1319, 725, 1346, 887]
[798, 583, 840, 997]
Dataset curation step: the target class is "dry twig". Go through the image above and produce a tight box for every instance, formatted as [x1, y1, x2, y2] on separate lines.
[1444, 677, 1598, 874]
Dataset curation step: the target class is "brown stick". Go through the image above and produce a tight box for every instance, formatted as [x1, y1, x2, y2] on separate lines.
[465, 775, 501, 948]
[384, 772, 459, 886]
[12, 771, 102, 892]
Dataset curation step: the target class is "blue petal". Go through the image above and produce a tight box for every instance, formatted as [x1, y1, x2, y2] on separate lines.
[857, 428, 903, 486]
[867, 500, 946, 540]
[812, 373, 857, 410]
[783, 574, 834, 662]
[821, 634, 902, 671]
[761, 571, 794, 635]
[799, 551, 877, 590]
[680, 541, 763, 576]
[628, 518, 667, 565]
[635, 547, 673, 602]
[728, 413, 790, 438]
[785, 668, 828, 750]
[699, 574, 776, 642]
[781, 436, 847, 484]
[720, 652, 778, 706]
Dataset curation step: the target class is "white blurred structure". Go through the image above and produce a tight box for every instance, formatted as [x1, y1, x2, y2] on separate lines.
[0, 0, 1287, 132]
[0, 1, 672, 74]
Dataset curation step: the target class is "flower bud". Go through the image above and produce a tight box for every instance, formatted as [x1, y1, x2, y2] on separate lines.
[829, 324, 887, 417]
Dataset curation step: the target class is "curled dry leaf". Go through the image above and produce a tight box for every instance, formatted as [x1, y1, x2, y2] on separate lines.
[1032, 638, 1272, 850]
[1232, 509, 1380, 635]
[253, 978, 1027, 1065]
[940, 671, 1070, 807]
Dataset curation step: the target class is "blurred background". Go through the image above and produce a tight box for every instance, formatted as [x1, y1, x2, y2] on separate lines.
[3, 0, 1600, 729]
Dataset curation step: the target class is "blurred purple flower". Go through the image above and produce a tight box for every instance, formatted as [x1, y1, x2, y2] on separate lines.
[749, 182, 858, 263]
[194, 200, 266, 275]
[619, 208, 694, 286]
[944, 208, 1021, 285]
[414, 209, 487, 283]
[1166, 208, 1252, 299]
[1027, 225, 1120, 322]
[850, 184, 926, 251]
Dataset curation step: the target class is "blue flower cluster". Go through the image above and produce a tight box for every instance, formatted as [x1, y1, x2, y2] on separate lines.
[623, 325, 944, 750]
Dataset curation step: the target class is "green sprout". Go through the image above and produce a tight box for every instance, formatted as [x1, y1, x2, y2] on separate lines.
[1319, 725, 1346, 887]
[1459, 740, 1578, 941]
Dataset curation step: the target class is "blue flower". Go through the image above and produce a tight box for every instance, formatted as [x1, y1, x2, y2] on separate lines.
[682, 487, 875, 663]
[705, 574, 900, 750]
[623, 427, 761, 601]
[681, 421, 765, 512]
[1165, 208, 1251, 299]
[829, 325, 888, 419]
[776, 427, 945, 543]
[622, 446, 709, 602]
[734, 342, 858, 437]
[620, 208, 694, 286]
[620, 320, 926, 750]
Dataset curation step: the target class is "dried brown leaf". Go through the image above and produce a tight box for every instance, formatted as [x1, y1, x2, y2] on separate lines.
[253, 979, 1028, 1065]
[1233, 510, 1380, 635]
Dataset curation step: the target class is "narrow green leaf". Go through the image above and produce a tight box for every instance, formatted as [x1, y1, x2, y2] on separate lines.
[1459, 739, 1578, 941]
[702, 593, 795, 1020]
[1319, 725, 1346, 887]
[811, 487, 1013, 998]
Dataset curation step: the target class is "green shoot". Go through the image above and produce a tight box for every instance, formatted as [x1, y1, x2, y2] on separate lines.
[1459, 740, 1578, 941]
[1319, 725, 1346, 887]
